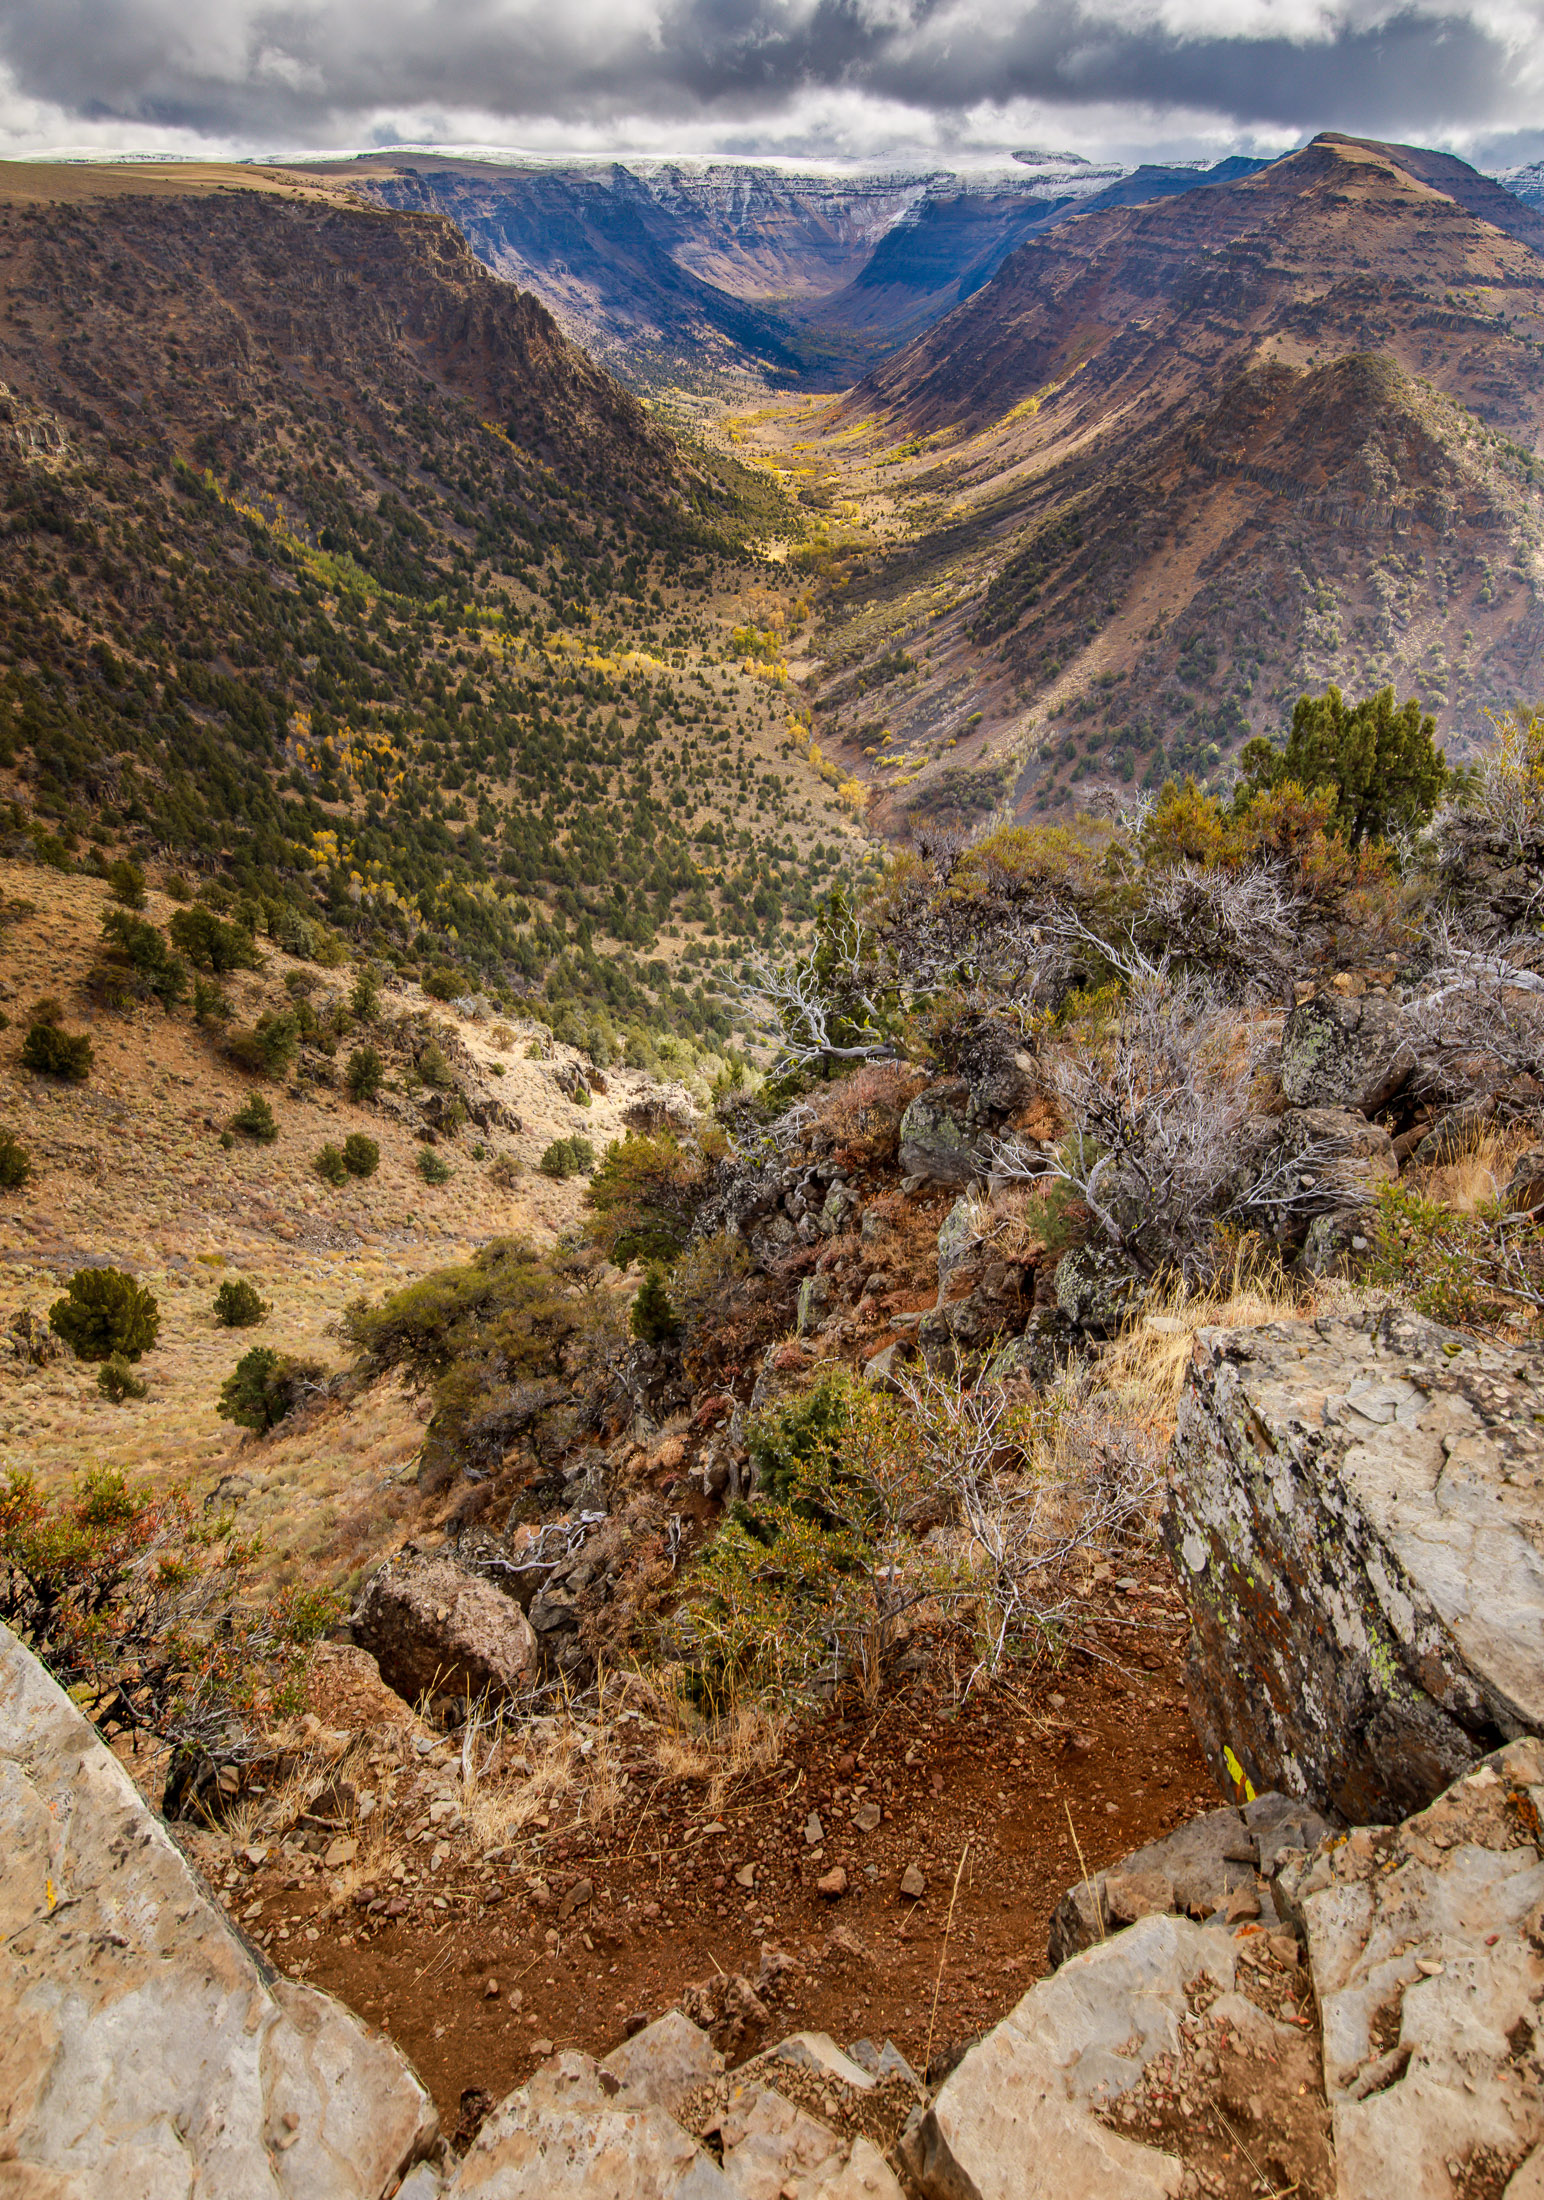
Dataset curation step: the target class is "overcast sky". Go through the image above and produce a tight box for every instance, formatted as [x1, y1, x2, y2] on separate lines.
[1, 0, 1541, 172]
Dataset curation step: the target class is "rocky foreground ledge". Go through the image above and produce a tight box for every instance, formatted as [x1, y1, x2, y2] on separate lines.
[0, 1616, 440, 2198]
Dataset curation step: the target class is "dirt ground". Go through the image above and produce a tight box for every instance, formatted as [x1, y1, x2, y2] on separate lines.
[186, 1546, 1221, 2135]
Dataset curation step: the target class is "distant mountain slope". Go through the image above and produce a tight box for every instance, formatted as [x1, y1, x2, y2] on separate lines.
[0, 163, 864, 1051]
[323, 154, 1276, 393]
[789, 133, 1544, 823]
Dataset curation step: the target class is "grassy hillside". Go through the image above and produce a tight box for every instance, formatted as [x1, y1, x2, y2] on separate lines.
[0, 166, 870, 1075]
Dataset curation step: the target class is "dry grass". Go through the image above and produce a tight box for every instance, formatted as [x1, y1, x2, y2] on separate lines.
[1413, 1124, 1530, 1214]
[1088, 1251, 1314, 1435]
[961, 1185, 1051, 1265]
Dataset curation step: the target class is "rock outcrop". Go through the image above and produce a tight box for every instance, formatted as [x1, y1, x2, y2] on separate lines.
[0, 1618, 440, 2199]
[1165, 1311, 1544, 1823]
[1278, 1735, 1544, 2199]
[352, 1551, 539, 1710]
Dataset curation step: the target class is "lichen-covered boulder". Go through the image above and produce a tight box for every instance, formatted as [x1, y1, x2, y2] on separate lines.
[1165, 1311, 1544, 1824]
[898, 1079, 979, 1185]
[352, 1551, 538, 1708]
[1280, 990, 1412, 1112]
[0, 1620, 439, 2199]
[1054, 1245, 1141, 1334]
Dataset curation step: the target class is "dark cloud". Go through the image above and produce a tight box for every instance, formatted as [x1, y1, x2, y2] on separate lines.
[0, 0, 1537, 151]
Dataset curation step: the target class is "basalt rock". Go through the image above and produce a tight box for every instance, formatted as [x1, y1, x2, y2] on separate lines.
[897, 1079, 980, 1185]
[1046, 1792, 1333, 1967]
[1165, 1311, 1544, 1824]
[0, 1620, 440, 2198]
[352, 1550, 539, 1709]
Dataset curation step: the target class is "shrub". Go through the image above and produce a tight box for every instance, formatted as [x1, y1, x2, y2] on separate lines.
[350, 964, 381, 1022]
[630, 1264, 681, 1344]
[230, 1092, 278, 1143]
[225, 1009, 299, 1079]
[99, 909, 187, 1011]
[342, 1132, 379, 1177]
[49, 1267, 161, 1362]
[213, 1278, 268, 1327]
[0, 1465, 333, 1766]
[346, 1044, 383, 1101]
[97, 1355, 148, 1405]
[106, 858, 147, 908]
[1236, 684, 1447, 849]
[487, 1152, 522, 1189]
[192, 975, 231, 1026]
[539, 1134, 596, 1180]
[0, 1130, 32, 1190]
[417, 1146, 454, 1185]
[423, 964, 461, 1002]
[418, 1038, 454, 1088]
[218, 1346, 325, 1433]
[21, 1018, 93, 1082]
[585, 1132, 705, 1264]
[314, 1142, 349, 1186]
[168, 906, 260, 975]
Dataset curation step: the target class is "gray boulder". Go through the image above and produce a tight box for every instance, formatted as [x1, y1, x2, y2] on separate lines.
[1278, 1736, 1544, 2200]
[1165, 1310, 1544, 1824]
[1046, 1792, 1333, 1967]
[352, 1551, 539, 1708]
[897, 1080, 979, 1185]
[1280, 989, 1413, 1112]
[0, 1620, 439, 2199]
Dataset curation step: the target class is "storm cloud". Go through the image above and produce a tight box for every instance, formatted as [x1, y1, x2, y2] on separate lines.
[0, 0, 1541, 164]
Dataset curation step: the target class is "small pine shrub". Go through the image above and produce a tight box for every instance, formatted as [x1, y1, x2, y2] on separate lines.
[225, 1009, 299, 1079]
[21, 1019, 93, 1082]
[630, 1264, 681, 1344]
[213, 1278, 268, 1328]
[539, 1134, 596, 1180]
[193, 975, 232, 1025]
[49, 1267, 161, 1362]
[417, 1146, 454, 1185]
[0, 1129, 32, 1189]
[313, 1142, 349, 1186]
[218, 1346, 324, 1433]
[350, 964, 380, 1022]
[418, 1039, 454, 1089]
[346, 1044, 383, 1102]
[342, 1132, 379, 1178]
[230, 1092, 278, 1143]
[219, 1129, 235, 1150]
[106, 858, 147, 909]
[423, 964, 461, 1001]
[97, 1355, 148, 1405]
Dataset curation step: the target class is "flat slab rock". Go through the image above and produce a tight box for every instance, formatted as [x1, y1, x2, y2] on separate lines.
[0, 1618, 439, 2200]
[1165, 1310, 1544, 1823]
[900, 1913, 1239, 2199]
[1278, 1735, 1544, 2200]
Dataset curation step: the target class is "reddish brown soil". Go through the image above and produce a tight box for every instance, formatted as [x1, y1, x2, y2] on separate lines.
[253, 1553, 1217, 2126]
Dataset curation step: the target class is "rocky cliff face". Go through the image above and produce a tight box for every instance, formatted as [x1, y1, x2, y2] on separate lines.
[336, 156, 1271, 394]
[802, 133, 1544, 817]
